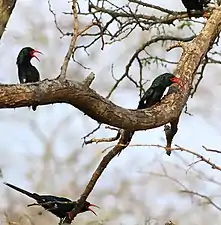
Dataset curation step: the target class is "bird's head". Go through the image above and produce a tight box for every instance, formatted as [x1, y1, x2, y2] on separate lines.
[81, 201, 99, 215]
[17, 47, 42, 65]
[163, 73, 182, 87]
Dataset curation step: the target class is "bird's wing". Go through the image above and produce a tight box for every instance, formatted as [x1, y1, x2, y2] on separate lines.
[45, 196, 72, 203]
[137, 88, 154, 109]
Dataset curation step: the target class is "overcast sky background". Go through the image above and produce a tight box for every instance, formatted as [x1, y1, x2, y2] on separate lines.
[0, 0, 221, 224]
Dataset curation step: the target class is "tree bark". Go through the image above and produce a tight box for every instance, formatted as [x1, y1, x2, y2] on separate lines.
[0, 0, 17, 39]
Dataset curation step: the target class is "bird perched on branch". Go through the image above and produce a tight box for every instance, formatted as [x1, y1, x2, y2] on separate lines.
[181, 0, 211, 18]
[139, 73, 181, 155]
[16, 47, 42, 111]
[4, 182, 99, 223]
[118, 73, 182, 156]
[138, 73, 181, 109]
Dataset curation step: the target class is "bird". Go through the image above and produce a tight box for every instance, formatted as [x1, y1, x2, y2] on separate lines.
[118, 73, 182, 156]
[138, 73, 181, 109]
[181, 0, 211, 18]
[4, 182, 99, 222]
[16, 47, 42, 111]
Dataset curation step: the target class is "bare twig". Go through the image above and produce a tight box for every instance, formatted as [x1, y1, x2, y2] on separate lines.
[203, 145, 221, 154]
[84, 131, 120, 145]
[191, 55, 208, 97]
[47, 0, 64, 35]
[82, 72, 95, 88]
[82, 123, 102, 147]
[107, 35, 193, 98]
[58, 0, 99, 81]
[180, 190, 221, 211]
[145, 144, 221, 172]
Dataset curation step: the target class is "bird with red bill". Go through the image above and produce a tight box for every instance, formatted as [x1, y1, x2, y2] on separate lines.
[4, 182, 99, 223]
[170, 76, 182, 86]
[29, 49, 43, 61]
[16, 47, 43, 111]
[181, 0, 211, 18]
[16, 47, 42, 84]
[118, 73, 183, 156]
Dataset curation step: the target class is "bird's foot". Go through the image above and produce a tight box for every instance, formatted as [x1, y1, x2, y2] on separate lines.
[203, 11, 208, 17]
[67, 211, 73, 220]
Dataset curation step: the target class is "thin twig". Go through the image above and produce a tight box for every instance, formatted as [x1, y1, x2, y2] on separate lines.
[47, 0, 64, 36]
[84, 131, 120, 145]
[180, 190, 221, 211]
[58, 0, 99, 81]
[203, 145, 221, 154]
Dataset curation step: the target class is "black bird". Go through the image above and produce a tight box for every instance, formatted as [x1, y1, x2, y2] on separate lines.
[181, 0, 211, 18]
[118, 73, 181, 156]
[138, 73, 181, 109]
[17, 47, 42, 111]
[4, 182, 99, 222]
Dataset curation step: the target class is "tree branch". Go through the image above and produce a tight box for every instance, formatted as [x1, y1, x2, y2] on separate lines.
[0, 77, 182, 131]
[62, 131, 134, 223]
[0, 0, 17, 39]
[58, 0, 99, 81]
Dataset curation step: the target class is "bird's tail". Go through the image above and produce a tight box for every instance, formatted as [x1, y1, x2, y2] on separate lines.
[4, 182, 40, 200]
[32, 104, 37, 111]
[27, 105, 37, 111]
[166, 150, 171, 156]
[117, 130, 134, 156]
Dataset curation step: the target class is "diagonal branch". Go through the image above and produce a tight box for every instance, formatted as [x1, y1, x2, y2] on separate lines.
[0, 0, 17, 40]
[62, 132, 134, 223]
[180, 190, 221, 211]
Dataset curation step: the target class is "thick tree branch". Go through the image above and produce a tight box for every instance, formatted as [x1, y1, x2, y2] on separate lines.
[0, 0, 17, 39]
[0, 78, 182, 131]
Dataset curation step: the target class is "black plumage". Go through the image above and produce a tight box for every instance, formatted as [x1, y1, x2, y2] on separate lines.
[118, 73, 181, 156]
[138, 73, 181, 109]
[16, 47, 42, 111]
[181, 0, 211, 18]
[4, 182, 99, 222]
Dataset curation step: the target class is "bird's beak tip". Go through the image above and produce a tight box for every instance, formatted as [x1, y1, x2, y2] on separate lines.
[88, 203, 99, 216]
[34, 49, 43, 55]
[88, 208, 97, 216]
[31, 50, 43, 62]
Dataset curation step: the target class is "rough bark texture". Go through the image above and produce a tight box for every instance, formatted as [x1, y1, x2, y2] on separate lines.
[0, 0, 16, 39]
[0, 79, 183, 131]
